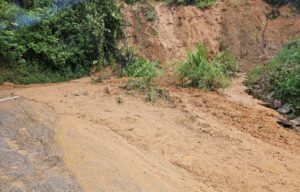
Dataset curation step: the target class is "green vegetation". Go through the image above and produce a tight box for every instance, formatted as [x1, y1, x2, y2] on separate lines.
[265, 0, 299, 6]
[265, 0, 300, 10]
[122, 78, 171, 103]
[119, 51, 170, 103]
[124, 0, 141, 5]
[165, 0, 216, 9]
[146, 8, 157, 21]
[177, 44, 238, 90]
[246, 39, 300, 115]
[213, 50, 239, 77]
[266, 9, 280, 20]
[122, 78, 150, 91]
[146, 87, 159, 102]
[265, 0, 299, 20]
[123, 0, 215, 9]
[118, 52, 160, 78]
[0, 0, 123, 84]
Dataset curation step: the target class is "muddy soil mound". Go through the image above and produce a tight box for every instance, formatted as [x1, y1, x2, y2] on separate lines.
[4, 77, 299, 192]
[0, 98, 81, 192]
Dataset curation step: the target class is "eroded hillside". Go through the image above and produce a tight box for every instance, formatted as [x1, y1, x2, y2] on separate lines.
[123, 0, 300, 71]
[0, 0, 300, 192]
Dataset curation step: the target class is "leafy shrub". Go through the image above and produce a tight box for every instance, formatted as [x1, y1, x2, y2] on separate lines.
[266, 9, 280, 20]
[146, 8, 157, 21]
[246, 39, 300, 115]
[0, 0, 123, 84]
[212, 50, 239, 77]
[177, 44, 238, 90]
[118, 54, 160, 78]
[118, 47, 165, 102]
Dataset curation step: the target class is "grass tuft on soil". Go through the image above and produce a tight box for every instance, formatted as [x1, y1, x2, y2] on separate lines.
[177, 44, 238, 90]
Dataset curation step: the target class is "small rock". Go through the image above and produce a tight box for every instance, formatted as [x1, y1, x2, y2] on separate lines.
[277, 103, 291, 114]
[266, 91, 275, 100]
[277, 119, 293, 129]
[104, 87, 110, 95]
[116, 97, 123, 105]
[273, 100, 282, 109]
[291, 117, 300, 127]
[260, 102, 272, 108]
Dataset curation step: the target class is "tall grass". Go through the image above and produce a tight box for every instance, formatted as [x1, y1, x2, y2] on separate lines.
[118, 56, 160, 78]
[177, 44, 238, 90]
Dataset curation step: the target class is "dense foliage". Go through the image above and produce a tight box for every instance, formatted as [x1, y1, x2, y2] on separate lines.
[177, 44, 238, 90]
[265, 0, 300, 9]
[247, 39, 300, 116]
[0, 0, 123, 84]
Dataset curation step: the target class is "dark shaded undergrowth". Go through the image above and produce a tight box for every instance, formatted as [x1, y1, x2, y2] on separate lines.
[0, 0, 123, 84]
[246, 39, 300, 117]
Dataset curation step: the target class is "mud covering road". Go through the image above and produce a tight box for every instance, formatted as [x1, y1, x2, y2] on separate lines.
[0, 76, 299, 192]
[0, 98, 81, 192]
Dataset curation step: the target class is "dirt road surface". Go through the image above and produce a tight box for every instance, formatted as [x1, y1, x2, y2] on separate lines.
[0, 76, 299, 192]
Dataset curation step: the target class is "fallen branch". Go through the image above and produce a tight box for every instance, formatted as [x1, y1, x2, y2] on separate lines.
[0, 96, 20, 102]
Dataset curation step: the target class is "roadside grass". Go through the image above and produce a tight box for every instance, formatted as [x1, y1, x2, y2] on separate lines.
[121, 78, 171, 103]
[118, 56, 160, 78]
[119, 52, 170, 103]
[177, 44, 238, 90]
[91, 72, 111, 84]
[246, 38, 300, 116]
[0, 69, 70, 84]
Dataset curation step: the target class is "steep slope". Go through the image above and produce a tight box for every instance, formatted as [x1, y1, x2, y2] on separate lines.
[0, 0, 300, 191]
[123, 0, 300, 71]
[122, 1, 223, 62]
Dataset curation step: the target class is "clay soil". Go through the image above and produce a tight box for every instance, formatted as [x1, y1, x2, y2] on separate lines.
[0, 75, 299, 192]
[1, 0, 300, 191]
